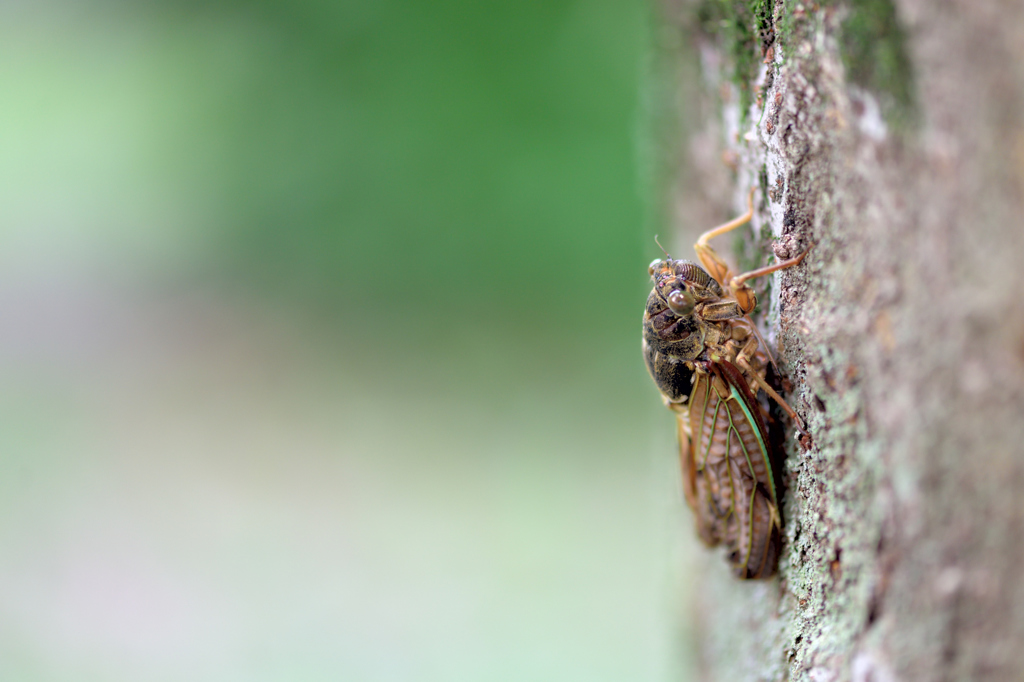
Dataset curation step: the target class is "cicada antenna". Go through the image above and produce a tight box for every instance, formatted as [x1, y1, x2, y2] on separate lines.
[653, 235, 672, 259]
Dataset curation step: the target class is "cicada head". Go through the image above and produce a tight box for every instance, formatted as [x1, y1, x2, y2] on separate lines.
[643, 258, 720, 402]
[647, 258, 724, 316]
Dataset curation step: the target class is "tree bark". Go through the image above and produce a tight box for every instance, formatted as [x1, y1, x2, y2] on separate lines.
[658, 1, 1024, 680]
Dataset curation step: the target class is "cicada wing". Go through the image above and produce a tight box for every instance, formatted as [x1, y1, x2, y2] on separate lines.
[682, 373, 729, 548]
[743, 483, 780, 579]
[676, 405, 719, 547]
[715, 360, 778, 509]
[676, 409, 697, 510]
[687, 363, 781, 579]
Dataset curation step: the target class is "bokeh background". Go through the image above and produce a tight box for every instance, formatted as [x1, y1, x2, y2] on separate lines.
[0, 1, 699, 679]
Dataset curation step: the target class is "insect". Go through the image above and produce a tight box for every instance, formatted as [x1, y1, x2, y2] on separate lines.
[642, 189, 808, 579]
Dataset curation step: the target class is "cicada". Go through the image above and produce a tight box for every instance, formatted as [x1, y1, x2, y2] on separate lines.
[643, 189, 808, 579]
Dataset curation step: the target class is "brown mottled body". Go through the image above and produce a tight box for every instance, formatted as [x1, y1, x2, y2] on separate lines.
[642, 189, 807, 579]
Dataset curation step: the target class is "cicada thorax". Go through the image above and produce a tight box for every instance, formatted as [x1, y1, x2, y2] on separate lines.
[687, 357, 780, 579]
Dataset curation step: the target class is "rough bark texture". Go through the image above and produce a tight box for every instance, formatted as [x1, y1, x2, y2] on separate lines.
[659, 1, 1024, 680]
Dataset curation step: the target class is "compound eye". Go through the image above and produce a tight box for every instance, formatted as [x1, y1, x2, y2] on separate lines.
[647, 259, 663, 277]
[667, 289, 695, 315]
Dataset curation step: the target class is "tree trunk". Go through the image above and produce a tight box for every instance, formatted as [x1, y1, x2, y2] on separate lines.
[658, 1, 1024, 680]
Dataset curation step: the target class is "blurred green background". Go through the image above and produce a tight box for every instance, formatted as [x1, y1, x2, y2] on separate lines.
[0, 1, 698, 679]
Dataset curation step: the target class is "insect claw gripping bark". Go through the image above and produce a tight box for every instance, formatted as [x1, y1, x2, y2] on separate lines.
[642, 189, 810, 579]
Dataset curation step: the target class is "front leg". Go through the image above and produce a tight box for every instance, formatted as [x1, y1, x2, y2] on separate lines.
[693, 187, 755, 288]
[694, 187, 811, 314]
[727, 248, 811, 314]
[698, 300, 746, 321]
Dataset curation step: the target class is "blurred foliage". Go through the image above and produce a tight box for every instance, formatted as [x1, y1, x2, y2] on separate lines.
[0, 0, 654, 374]
[0, 4, 690, 679]
[0, 0, 655, 402]
[140, 0, 652, 350]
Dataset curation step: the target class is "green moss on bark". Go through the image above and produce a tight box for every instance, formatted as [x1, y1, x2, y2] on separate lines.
[839, 0, 916, 127]
[697, 0, 776, 122]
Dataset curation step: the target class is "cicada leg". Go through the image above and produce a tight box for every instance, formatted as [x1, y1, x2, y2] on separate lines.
[693, 187, 756, 292]
[694, 187, 811, 314]
[734, 351, 809, 438]
[729, 249, 811, 312]
[733, 329, 811, 432]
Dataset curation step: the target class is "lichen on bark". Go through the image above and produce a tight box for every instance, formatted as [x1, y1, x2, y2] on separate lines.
[658, 0, 1024, 680]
